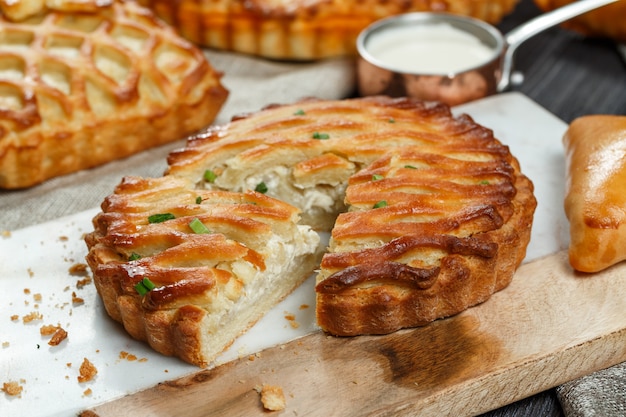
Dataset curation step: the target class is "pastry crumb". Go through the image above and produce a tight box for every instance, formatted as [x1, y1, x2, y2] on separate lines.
[77, 358, 97, 383]
[76, 277, 92, 289]
[40, 324, 59, 336]
[69, 263, 89, 276]
[2, 380, 23, 396]
[257, 384, 286, 411]
[1, 230, 11, 238]
[22, 311, 43, 323]
[71, 291, 84, 305]
[48, 327, 68, 346]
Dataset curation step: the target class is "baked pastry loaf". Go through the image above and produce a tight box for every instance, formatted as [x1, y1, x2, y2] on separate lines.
[136, 0, 520, 60]
[534, 0, 626, 42]
[85, 175, 321, 367]
[86, 96, 536, 365]
[0, 0, 228, 189]
[564, 115, 626, 273]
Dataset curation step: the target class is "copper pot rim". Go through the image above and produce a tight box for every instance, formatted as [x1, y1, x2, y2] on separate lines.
[356, 12, 506, 78]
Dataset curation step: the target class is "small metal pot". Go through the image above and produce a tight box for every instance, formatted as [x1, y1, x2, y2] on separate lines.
[356, 0, 618, 106]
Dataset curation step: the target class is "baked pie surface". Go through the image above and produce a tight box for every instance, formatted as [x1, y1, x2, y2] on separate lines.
[86, 96, 536, 366]
[0, 0, 228, 189]
[137, 0, 520, 60]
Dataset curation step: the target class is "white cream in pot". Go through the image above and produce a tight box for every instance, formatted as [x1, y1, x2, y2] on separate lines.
[364, 22, 496, 75]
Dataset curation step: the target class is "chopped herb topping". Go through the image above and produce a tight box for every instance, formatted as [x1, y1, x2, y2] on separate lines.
[128, 253, 141, 261]
[203, 169, 218, 183]
[294, 109, 306, 116]
[373, 200, 388, 209]
[255, 182, 268, 194]
[195, 196, 202, 204]
[372, 174, 384, 181]
[388, 118, 396, 123]
[312, 132, 330, 140]
[134, 277, 156, 296]
[404, 165, 417, 169]
[148, 213, 175, 223]
[480, 180, 490, 185]
[189, 218, 211, 234]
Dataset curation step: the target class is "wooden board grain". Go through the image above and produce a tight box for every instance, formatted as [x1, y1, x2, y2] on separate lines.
[83, 250, 626, 417]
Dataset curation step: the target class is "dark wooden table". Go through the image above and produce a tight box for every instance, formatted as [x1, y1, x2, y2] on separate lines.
[480, 1, 625, 415]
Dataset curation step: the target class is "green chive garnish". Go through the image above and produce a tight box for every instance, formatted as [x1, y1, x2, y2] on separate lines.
[255, 182, 268, 194]
[294, 109, 305, 116]
[148, 213, 175, 223]
[312, 132, 330, 140]
[480, 180, 490, 185]
[372, 174, 384, 181]
[373, 200, 388, 209]
[388, 118, 396, 123]
[203, 169, 218, 183]
[404, 165, 417, 169]
[195, 196, 202, 204]
[134, 277, 156, 296]
[128, 253, 141, 261]
[189, 218, 211, 234]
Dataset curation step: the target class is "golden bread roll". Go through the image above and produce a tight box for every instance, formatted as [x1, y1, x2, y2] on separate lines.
[534, 0, 626, 42]
[0, 0, 228, 189]
[86, 96, 536, 365]
[136, 0, 520, 60]
[564, 115, 626, 273]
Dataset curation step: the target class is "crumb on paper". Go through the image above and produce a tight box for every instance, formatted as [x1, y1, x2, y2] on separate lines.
[119, 351, 147, 362]
[284, 312, 299, 329]
[299, 304, 309, 310]
[22, 311, 43, 323]
[72, 291, 84, 305]
[59, 236, 69, 242]
[48, 327, 68, 346]
[27, 268, 34, 278]
[23, 288, 31, 295]
[76, 277, 92, 289]
[83, 388, 93, 397]
[69, 263, 89, 276]
[256, 384, 286, 411]
[40, 324, 59, 336]
[1, 230, 11, 238]
[77, 358, 97, 383]
[2, 381, 23, 396]
[10, 314, 19, 321]
[2, 341, 9, 348]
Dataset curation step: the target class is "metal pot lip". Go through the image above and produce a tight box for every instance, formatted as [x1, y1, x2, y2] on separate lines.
[356, 12, 506, 77]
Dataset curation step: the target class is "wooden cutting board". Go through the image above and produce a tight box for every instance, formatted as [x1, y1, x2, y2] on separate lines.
[83, 249, 626, 416]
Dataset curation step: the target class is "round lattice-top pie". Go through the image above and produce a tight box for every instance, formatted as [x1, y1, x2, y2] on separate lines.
[85, 96, 536, 366]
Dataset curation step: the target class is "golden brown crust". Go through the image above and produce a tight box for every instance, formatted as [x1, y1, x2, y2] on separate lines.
[533, 0, 626, 42]
[563, 115, 626, 273]
[85, 175, 322, 366]
[0, 0, 228, 189]
[137, 0, 520, 60]
[166, 96, 536, 336]
[86, 95, 536, 364]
